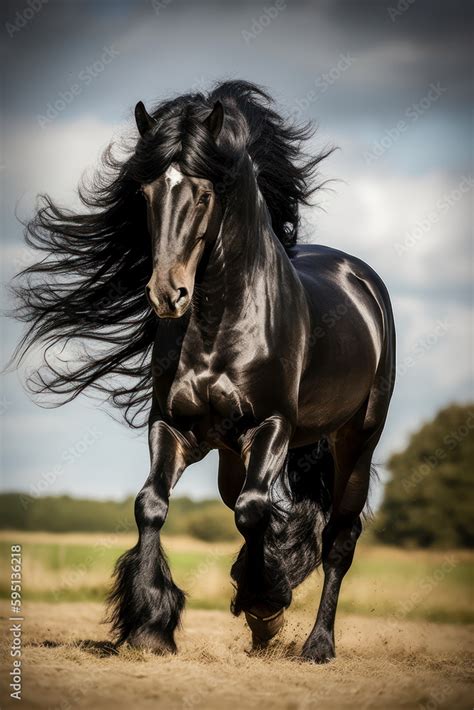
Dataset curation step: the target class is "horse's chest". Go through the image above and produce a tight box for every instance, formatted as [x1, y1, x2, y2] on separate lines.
[161, 319, 289, 434]
[166, 364, 252, 423]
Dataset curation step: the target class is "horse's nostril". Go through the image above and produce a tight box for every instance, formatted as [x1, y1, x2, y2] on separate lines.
[175, 287, 188, 306]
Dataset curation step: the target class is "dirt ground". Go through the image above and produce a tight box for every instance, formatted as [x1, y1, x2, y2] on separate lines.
[1, 602, 472, 710]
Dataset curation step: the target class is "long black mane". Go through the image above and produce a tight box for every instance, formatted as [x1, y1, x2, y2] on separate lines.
[12, 80, 331, 427]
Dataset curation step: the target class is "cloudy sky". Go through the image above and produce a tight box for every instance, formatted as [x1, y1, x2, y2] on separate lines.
[1, 0, 472, 506]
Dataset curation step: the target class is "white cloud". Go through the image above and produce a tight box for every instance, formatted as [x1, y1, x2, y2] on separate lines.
[4, 115, 129, 212]
[303, 168, 472, 295]
[2, 116, 132, 283]
[301, 164, 472, 467]
[2, 112, 472, 502]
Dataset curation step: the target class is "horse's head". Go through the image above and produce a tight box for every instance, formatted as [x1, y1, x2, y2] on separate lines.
[136, 101, 224, 319]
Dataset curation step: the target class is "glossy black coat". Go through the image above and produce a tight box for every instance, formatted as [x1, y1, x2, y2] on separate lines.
[110, 149, 395, 661]
[14, 82, 395, 663]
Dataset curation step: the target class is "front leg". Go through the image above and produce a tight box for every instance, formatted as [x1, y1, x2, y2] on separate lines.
[107, 418, 198, 653]
[231, 415, 292, 646]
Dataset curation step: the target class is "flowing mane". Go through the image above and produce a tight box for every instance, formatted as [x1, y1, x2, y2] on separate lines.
[12, 80, 331, 427]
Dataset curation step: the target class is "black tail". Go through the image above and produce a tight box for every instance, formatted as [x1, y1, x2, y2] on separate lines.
[276, 439, 334, 589]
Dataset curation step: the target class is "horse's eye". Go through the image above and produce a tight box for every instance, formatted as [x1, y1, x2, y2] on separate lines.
[198, 193, 211, 206]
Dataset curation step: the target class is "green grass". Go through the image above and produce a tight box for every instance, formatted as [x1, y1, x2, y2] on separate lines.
[0, 536, 472, 622]
[0, 538, 235, 609]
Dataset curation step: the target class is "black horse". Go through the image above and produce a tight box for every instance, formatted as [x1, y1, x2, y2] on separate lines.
[13, 81, 395, 662]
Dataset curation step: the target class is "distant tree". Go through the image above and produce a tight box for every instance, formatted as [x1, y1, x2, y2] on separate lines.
[0, 492, 240, 541]
[374, 403, 474, 548]
[0, 494, 135, 533]
[186, 504, 239, 542]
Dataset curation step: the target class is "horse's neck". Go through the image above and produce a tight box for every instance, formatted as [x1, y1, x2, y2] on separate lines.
[193, 197, 295, 343]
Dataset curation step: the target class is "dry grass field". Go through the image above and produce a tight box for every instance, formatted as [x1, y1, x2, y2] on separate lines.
[0, 602, 472, 710]
[0, 532, 472, 622]
[0, 532, 472, 709]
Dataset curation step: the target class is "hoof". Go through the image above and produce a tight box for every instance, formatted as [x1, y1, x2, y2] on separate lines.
[301, 635, 335, 664]
[245, 608, 285, 648]
[127, 626, 177, 655]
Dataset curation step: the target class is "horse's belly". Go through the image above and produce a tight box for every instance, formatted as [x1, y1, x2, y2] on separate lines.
[293, 396, 365, 446]
[294, 345, 376, 443]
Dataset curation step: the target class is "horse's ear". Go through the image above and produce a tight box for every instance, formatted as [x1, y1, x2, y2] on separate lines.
[203, 101, 224, 140]
[135, 101, 156, 137]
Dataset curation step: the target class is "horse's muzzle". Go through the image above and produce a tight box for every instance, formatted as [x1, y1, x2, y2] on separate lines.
[245, 608, 285, 648]
[146, 284, 190, 318]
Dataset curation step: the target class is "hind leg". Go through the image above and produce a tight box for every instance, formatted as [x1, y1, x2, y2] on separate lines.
[301, 412, 378, 663]
[301, 462, 368, 662]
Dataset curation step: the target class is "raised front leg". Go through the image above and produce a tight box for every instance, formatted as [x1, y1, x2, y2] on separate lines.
[231, 415, 292, 646]
[107, 418, 197, 653]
